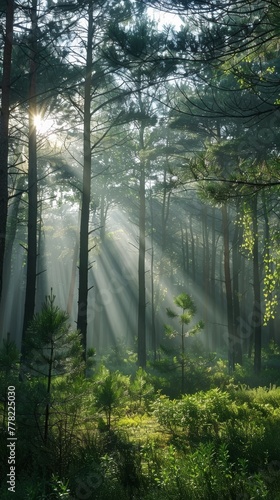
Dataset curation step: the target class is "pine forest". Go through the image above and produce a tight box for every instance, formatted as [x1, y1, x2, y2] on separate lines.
[1, 0, 280, 498]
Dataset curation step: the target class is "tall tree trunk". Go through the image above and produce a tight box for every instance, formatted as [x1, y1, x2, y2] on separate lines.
[67, 234, 79, 316]
[238, 252, 248, 353]
[35, 195, 47, 306]
[150, 194, 156, 359]
[0, 176, 24, 341]
[22, 0, 38, 341]
[189, 216, 196, 281]
[252, 194, 262, 374]
[2, 177, 25, 288]
[0, 0, 14, 304]
[180, 222, 189, 289]
[154, 161, 171, 347]
[185, 224, 190, 279]
[210, 207, 217, 350]
[67, 210, 80, 317]
[161, 162, 169, 253]
[137, 122, 146, 367]
[77, 2, 94, 357]
[100, 185, 107, 243]
[221, 204, 235, 372]
[218, 247, 225, 349]
[232, 208, 242, 365]
[202, 207, 210, 348]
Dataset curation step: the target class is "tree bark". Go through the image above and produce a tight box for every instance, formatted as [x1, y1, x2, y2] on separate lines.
[67, 232, 79, 317]
[100, 185, 107, 243]
[77, 2, 94, 356]
[232, 207, 242, 365]
[189, 216, 196, 281]
[222, 204, 235, 372]
[137, 121, 146, 367]
[154, 160, 171, 349]
[202, 206, 210, 348]
[210, 207, 217, 350]
[0, 176, 25, 340]
[150, 193, 156, 359]
[252, 194, 262, 374]
[22, 0, 38, 341]
[0, 0, 14, 304]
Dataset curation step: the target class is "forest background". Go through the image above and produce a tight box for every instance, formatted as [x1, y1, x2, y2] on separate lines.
[1, 0, 280, 372]
[1, 0, 280, 497]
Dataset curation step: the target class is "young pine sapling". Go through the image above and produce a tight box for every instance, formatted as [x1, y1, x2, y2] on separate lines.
[165, 293, 204, 393]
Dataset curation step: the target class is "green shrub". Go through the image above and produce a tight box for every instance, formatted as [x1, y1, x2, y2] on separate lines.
[152, 389, 236, 442]
[141, 441, 268, 499]
[129, 367, 155, 411]
[93, 366, 130, 429]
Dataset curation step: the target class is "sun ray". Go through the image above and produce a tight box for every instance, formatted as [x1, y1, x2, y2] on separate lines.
[33, 114, 55, 135]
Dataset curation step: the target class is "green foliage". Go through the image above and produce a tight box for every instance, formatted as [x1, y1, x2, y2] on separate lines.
[100, 339, 137, 374]
[164, 324, 177, 339]
[164, 292, 204, 340]
[24, 291, 84, 380]
[152, 384, 280, 488]
[237, 202, 254, 256]
[2, 295, 280, 500]
[1, 354, 280, 498]
[98, 430, 143, 498]
[165, 307, 178, 319]
[0, 338, 20, 427]
[152, 388, 235, 442]
[263, 232, 280, 324]
[49, 476, 71, 499]
[150, 344, 223, 398]
[174, 292, 197, 315]
[3, 295, 91, 481]
[142, 440, 268, 499]
[237, 201, 280, 326]
[0, 337, 20, 379]
[129, 367, 155, 410]
[94, 366, 129, 429]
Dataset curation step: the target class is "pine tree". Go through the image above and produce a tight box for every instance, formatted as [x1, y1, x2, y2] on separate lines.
[0, 0, 14, 304]
[23, 290, 84, 443]
[165, 292, 204, 393]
